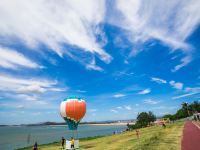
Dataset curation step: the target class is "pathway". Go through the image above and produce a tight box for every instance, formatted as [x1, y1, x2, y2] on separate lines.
[181, 121, 200, 150]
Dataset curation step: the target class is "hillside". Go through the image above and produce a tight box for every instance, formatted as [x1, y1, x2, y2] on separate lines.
[18, 121, 184, 150]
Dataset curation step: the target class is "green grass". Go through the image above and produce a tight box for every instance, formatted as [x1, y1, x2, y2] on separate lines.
[17, 121, 184, 150]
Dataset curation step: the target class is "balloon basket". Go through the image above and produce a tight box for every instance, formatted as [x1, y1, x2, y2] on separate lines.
[66, 140, 79, 149]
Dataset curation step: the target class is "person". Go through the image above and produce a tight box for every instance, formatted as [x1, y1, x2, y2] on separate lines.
[61, 137, 65, 149]
[33, 142, 38, 150]
[162, 122, 166, 128]
[135, 129, 140, 139]
[71, 137, 75, 149]
[197, 114, 200, 121]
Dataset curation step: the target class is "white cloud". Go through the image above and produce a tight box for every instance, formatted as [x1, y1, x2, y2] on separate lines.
[76, 90, 87, 93]
[172, 92, 199, 100]
[110, 109, 118, 113]
[169, 80, 183, 90]
[151, 77, 167, 84]
[138, 88, 151, 95]
[0, 74, 65, 93]
[116, 106, 122, 109]
[135, 104, 139, 107]
[0, 0, 111, 69]
[144, 99, 160, 105]
[113, 0, 200, 70]
[18, 85, 46, 93]
[124, 105, 132, 110]
[172, 56, 192, 72]
[16, 94, 38, 101]
[86, 58, 103, 71]
[0, 46, 40, 69]
[48, 87, 67, 92]
[114, 0, 200, 49]
[113, 70, 134, 77]
[113, 93, 126, 98]
[184, 87, 200, 93]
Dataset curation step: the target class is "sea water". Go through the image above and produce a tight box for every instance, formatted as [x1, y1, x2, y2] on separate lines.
[0, 124, 126, 150]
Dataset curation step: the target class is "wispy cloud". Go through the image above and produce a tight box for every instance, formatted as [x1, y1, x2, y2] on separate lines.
[113, 70, 134, 77]
[113, 93, 126, 98]
[151, 77, 167, 84]
[76, 90, 87, 93]
[110, 109, 118, 113]
[171, 56, 192, 72]
[0, 97, 50, 110]
[135, 104, 139, 107]
[144, 99, 160, 105]
[0, 0, 111, 69]
[86, 58, 104, 72]
[0, 46, 40, 69]
[124, 105, 132, 110]
[112, 0, 200, 70]
[138, 88, 151, 95]
[15, 94, 38, 101]
[116, 106, 122, 109]
[184, 87, 200, 93]
[0, 74, 66, 93]
[172, 92, 199, 100]
[169, 80, 183, 90]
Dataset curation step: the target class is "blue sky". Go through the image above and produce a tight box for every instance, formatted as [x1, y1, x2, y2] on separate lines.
[0, 0, 200, 125]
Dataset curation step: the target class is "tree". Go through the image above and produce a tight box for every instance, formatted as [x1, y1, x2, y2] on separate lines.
[190, 101, 200, 113]
[182, 102, 190, 116]
[163, 114, 176, 122]
[136, 111, 156, 127]
[175, 109, 188, 119]
[148, 111, 156, 123]
[137, 112, 149, 127]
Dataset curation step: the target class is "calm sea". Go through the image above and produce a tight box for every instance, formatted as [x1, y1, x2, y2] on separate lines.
[0, 124, 126, 150]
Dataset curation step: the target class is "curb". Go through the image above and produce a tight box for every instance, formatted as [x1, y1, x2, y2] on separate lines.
[192, 121, 200, 129]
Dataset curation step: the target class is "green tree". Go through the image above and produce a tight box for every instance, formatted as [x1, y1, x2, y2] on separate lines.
[148, 111, 156, 123]
[136, 112, 156, 127]
[182, 102, 190, 116]
[163, 114, 176, 121]
[137, 112, 149, 127]
[175, 109, 188, 119]
[190, 101, 200, 112]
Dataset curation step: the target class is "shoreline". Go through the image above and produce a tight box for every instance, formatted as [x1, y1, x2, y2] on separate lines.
[1, 122, 131, 127]
[16, 135, 106, 150]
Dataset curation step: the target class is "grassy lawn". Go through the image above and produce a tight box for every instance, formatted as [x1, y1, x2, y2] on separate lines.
[17, 121, 184, 150]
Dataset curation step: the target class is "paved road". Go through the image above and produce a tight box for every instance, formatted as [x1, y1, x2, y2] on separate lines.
[182, 121, 200, 150]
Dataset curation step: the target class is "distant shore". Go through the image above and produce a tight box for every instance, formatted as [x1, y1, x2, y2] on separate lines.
[0, 122, 132, 127]
[0, 120, 135, 126]
[86, 122, 133, 126]
[48, 122, 132, 126]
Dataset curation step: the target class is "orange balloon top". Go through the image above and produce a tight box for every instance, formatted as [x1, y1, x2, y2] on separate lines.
[65, 99, 86, 122]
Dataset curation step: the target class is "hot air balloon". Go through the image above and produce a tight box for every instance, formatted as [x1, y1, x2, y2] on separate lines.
[60, 96, 86, 130]
[60, 96, 86, 149]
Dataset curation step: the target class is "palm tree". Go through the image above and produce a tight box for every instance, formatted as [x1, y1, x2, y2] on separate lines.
[182, 102, 190, 116]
